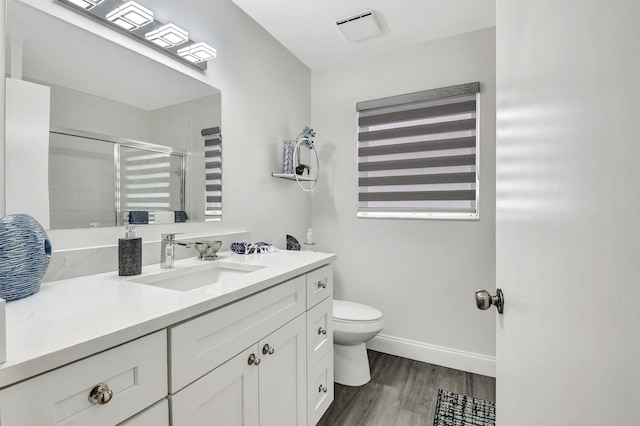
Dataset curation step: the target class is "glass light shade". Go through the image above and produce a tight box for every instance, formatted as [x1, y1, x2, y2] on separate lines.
[145, 23, 189, 47]
[68, 0, 103, 9]
[106, 1, 153, 30]
[178, 42, 217, 63]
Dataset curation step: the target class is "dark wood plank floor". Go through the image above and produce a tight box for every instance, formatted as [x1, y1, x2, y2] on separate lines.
[317, 350, 496, 426]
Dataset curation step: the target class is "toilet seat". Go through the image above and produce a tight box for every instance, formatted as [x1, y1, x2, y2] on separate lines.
[333, 300, 383, 323]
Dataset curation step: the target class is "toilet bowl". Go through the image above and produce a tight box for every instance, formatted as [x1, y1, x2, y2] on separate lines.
[333, 299, 384, 386]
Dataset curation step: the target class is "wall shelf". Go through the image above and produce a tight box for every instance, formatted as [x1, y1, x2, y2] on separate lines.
[272, 173, 316, 182]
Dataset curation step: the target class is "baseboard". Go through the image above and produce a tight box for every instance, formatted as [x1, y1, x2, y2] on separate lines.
[367, 334, 496, 378]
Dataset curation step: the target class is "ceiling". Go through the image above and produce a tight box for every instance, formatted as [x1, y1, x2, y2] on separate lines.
[229, 0, 496, 70]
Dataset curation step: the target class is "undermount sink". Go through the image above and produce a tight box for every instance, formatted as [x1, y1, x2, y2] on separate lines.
[128, 261, 264, 292]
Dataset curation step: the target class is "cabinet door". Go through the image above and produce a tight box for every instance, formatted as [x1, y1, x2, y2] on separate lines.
[118, 399, 169, 426]
[170, 345, 260, 426]
[259, 315, 307, 426]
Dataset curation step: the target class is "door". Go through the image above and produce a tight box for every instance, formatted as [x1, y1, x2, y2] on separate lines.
[170, 345, 259, 426]
[259, 315, 307, 426]
[496, 1, 640, 425]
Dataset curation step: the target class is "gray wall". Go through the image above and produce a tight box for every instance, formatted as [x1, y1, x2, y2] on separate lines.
[310, 28, 497, 375]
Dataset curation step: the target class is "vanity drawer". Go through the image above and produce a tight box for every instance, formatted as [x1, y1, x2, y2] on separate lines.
[0, 330, 167, 426]
[307, 296, 333, 368]
[307, 350, 334, 426]
[306, 264, 333, 308]
[169, 275, 306, 392]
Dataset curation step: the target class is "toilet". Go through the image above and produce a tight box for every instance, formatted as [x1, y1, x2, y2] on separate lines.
[333, 299, 384, 386]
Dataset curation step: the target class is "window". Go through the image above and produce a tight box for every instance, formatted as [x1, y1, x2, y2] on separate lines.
[203, 126, 222, 219]
[356, 82, 480, 219]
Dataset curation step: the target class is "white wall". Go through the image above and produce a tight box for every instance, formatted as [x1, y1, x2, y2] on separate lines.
[6, 0, 312, 253]
[310, 28, 497, 375]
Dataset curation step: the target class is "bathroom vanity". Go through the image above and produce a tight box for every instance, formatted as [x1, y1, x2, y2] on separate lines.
[0, 250, 335, 425]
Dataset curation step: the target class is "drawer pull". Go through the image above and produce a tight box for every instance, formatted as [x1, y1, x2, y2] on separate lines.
[318, 384, 328, 393]
[248, 353, 261, 366]
[262, 344, 275, 355]
[317, 280, 327, 289]
[88, 383, 113, 405]
[318, 327, 327, 335]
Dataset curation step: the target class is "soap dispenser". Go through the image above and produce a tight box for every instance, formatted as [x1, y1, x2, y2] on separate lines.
[119, 225, 142, 276]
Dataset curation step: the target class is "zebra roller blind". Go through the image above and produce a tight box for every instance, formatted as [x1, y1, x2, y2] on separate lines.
[356, 82, 480, 219]
[203, 127, 222, 219]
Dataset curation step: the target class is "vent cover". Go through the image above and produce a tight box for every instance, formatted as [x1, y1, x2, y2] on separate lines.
[336, 9, 382, 41]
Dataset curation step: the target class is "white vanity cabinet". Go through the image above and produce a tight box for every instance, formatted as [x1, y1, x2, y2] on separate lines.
[0, 330, 167, 426]
[0, 256, 335, 426]
[169, 265, 334, 426]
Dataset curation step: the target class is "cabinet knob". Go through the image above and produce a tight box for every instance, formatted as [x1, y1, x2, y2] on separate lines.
[318, 384, 328, 393]
[88, 383, 113, 405]
[262, 344, 275, 355]
[318, 327, 327, 335]
[248, 353, 261, 366]
[317, 280, 327, 289]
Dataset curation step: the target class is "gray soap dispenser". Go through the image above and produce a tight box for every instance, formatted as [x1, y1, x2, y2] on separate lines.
[119, 225, 142, 276]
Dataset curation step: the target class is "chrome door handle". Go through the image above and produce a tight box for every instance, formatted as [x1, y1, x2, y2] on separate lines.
[475, 288, 504, 314]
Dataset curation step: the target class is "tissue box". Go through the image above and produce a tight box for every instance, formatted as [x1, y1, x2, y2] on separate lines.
[0, 297, 5, 364]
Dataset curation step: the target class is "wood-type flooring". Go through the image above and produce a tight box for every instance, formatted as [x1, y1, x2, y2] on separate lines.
[317, 350, 496, 426]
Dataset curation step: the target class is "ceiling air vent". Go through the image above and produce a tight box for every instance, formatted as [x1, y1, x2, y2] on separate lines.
[336, 9, 382, 42]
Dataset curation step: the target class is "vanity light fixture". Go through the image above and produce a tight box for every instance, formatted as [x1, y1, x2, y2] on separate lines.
[145, 23, 189, 48]
[68, 0, 103, 9]
[106, 1, 153, 31]
[178, 42, 217, 63]
[57, 0, 216, 70]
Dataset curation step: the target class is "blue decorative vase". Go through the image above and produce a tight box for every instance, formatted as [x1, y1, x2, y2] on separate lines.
[0, 214, 52, 301]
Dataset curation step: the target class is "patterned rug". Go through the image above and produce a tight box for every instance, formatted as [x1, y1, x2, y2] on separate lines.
[433, 389, 496, 426]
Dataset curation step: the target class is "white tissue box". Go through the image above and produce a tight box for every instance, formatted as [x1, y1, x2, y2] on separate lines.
[0, 297, 5, 364]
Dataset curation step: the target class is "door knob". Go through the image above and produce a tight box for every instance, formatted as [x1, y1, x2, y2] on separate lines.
[475, 288, 504, 314]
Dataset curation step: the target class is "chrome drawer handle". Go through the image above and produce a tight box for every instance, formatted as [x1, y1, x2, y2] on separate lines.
[318, 384, 328, 393]
[88, 383, 113, 405]
[318, 327, 327, 335]
[248, 353, 261, 366]
[262, 343, 275, 355]
[317, 280, 327, 289]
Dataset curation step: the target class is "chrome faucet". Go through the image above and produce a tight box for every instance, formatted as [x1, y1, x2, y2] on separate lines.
[161, 233, 194, 269]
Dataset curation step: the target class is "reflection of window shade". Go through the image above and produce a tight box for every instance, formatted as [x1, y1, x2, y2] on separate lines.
[121, 149, 172, 212]
[203, 127, 222, 219]
[356, 82, 480, 219]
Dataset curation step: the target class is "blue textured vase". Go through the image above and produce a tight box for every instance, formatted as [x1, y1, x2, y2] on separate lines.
[0, 214, 52, 301]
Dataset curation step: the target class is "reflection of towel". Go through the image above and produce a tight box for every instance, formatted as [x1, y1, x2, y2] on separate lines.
[154, 211, 175, 224]
[231, 242, 277, 254]
[175, 211, 188, 223]
[129, 211, 149, 224]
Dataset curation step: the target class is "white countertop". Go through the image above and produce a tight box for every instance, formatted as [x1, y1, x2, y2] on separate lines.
[0, 250, 336, 388]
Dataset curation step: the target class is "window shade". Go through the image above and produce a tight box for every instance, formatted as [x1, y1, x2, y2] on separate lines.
[356, 82, 480, 219]
[120, 145, 183, 213]
[203, 126, 222, 219]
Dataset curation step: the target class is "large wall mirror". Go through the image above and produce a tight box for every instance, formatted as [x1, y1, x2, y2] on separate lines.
[5, 0, 221, 230]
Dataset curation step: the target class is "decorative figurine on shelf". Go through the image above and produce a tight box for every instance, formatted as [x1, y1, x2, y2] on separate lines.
[295, 126, 316, 175]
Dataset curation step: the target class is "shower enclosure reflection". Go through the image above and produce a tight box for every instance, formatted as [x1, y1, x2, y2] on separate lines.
[49, 130, 186, 229]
